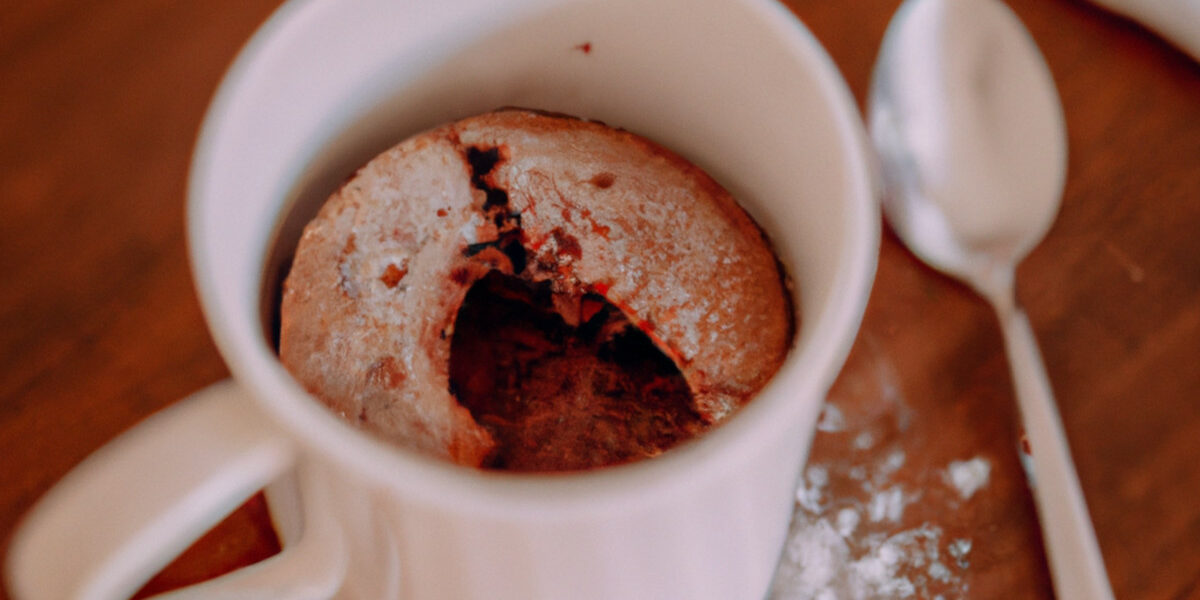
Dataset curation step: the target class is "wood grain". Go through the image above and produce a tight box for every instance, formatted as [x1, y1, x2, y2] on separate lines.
[1, 0, 1197, 598]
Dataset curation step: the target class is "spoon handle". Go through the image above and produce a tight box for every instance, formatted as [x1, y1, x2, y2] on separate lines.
[994, 301, 1115, 600]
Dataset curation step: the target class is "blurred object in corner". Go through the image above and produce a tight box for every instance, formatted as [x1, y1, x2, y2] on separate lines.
[1090, 0, 1200, 61]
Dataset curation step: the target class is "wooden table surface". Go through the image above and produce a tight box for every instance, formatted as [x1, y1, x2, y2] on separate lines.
[2, 0, 1197, 598]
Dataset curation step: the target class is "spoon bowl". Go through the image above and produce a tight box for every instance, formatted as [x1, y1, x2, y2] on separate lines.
[868, 0, 1114, 598]
[870, 0, 1066, 300]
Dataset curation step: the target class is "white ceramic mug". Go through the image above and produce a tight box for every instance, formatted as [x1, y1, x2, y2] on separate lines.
[6, 0, 878, 598]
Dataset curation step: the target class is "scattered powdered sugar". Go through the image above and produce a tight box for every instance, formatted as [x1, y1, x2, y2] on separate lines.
[771, 337, 999, 599]
[771, 422, 993, 599]
[948, 538, 973, 569]
[817, 404, 847, 433]
[945, 457, 992, 500]
[836, 507, 861, 538]
[775, 506, 956, 598]
[853, 431, 877, 451]
[796, 466, 829, 514]
[866, 486, 906, 523]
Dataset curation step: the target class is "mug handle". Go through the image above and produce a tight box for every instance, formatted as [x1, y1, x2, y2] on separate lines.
[6, 380, 344, 600]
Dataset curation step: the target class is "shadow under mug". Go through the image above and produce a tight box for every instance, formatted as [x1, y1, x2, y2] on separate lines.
[6, 0, 879, 598]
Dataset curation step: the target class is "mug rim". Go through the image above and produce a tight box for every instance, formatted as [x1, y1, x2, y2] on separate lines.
[187, 0, 879, 515]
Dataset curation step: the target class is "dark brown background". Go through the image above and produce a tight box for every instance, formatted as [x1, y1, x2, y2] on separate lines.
[2, 0, 1197, 598]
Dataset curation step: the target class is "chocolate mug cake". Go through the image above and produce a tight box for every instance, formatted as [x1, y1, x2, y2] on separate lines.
[279, 109, 794, 471]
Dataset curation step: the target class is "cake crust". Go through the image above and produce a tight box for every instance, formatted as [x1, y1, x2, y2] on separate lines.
[279, 109, 793, 467]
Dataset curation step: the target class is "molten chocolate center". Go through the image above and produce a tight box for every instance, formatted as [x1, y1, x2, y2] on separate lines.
[448, 271, 705, 471]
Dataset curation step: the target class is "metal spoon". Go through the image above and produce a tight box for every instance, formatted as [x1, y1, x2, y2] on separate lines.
[867, 0, 1114, 597]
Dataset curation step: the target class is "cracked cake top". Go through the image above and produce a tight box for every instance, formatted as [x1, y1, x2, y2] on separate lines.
[279, 109, 794, 468]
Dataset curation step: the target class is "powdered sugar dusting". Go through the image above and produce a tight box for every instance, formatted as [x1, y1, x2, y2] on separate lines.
[771, 379, 993, 599]
[772, 447, 987, 599]
[817, 404, 846, 433]
[945, 457, 992, 500]
[769, 332, 1012, 598]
